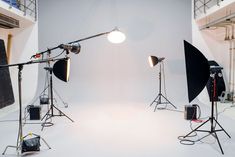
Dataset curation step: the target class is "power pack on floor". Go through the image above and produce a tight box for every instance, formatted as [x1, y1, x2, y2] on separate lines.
[184, 105, 197, 120]
[29, 106, 41, 120]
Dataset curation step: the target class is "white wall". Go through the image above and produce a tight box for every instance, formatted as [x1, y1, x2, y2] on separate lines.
[0, 23, 38, 116]
[192, 1, 234, 104]
[0, 29, 9, 44]
[37, 0, 192, 106]
[10, 23, 39, 104]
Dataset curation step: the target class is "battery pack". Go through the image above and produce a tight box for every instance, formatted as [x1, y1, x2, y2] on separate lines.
[184, 105, 197, 120]
[29, 106, 41, 120]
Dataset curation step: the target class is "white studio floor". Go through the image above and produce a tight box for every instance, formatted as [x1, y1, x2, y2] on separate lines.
[0, 101, 235, 157]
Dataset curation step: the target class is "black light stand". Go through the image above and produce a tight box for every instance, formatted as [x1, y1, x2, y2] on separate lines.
[41, 65, 74, 130]
[33, 51, 73, 130]
[0, 59, 55, 155]
[183, 67, 231, 154]
[150, 61, 177, 111]
[30, 53, 68, 111]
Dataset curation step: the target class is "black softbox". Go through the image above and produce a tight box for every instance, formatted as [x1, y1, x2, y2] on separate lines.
[184, 40, 210, 103]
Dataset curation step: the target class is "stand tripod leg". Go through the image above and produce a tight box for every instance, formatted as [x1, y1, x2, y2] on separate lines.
[52, 105, 74, 122]
[197, 133, 211, 141]
[151, 94, 176, 111]
[41, 104, 73, 131]
[160, 94, 177, 109]
[41, 108, 51, 121]
[183, 117, 230, 154]
[150, 95, 160, 107]
[154, 102, 159, 112]
[183, 118, 210, 138]
[53, 87, 68, 107]
[213, 117, 231, 138]
[2, 145, 20, 155]
[40, 137, 51, 149]
[41, 111, 54, 131]
[213, 132, 224, 154]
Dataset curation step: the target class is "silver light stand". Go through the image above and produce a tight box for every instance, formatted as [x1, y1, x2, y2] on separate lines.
[0, 61, 52, 155]
[149, 56, 176, 111]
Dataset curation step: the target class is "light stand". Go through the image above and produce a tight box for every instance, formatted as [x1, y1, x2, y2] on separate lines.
[0, 59, 58, 155]
[2, 64, 23, 155]
[41, 65, 74, 130]
[39, 51, 73, 130]
[30, 53, 68, 110]
[183, 67, 231, 154]
[148, 56, 176, 111]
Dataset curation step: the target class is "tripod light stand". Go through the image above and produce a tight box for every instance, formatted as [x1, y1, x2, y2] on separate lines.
[183, 67, 231, 154]
[183, 40, 231, 154]
[41, 57, 73, 130]
[148, 56, 176, 111]
[31, 52, 70, 109]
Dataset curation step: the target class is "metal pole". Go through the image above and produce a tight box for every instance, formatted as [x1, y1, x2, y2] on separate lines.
[194, 0, 196, 19]
[16, 65, 23, 151]
[210, 74, 216, 132]
[232, 39, 235, 102]
[229, 40, 232, 93]
[49, 70, 54, 116]
[9, 0, 12, 8]
[159, 63, 162, 103]
[204, 0, 206, 14]
[35, 0, 37, 21]
[24, 0, 26, 16]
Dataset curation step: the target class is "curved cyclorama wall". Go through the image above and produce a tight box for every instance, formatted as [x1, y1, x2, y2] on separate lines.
[37, 0, 192, 106]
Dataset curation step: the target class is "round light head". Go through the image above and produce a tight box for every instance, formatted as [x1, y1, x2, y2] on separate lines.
[70, 43, 81, 54]
[148, 56, 165, 67]
[107, 29, 126, 44]
[148, 56, 158, 67]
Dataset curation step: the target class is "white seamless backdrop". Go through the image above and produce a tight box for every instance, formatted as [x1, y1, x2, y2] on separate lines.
[37, 0, 192, 106]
